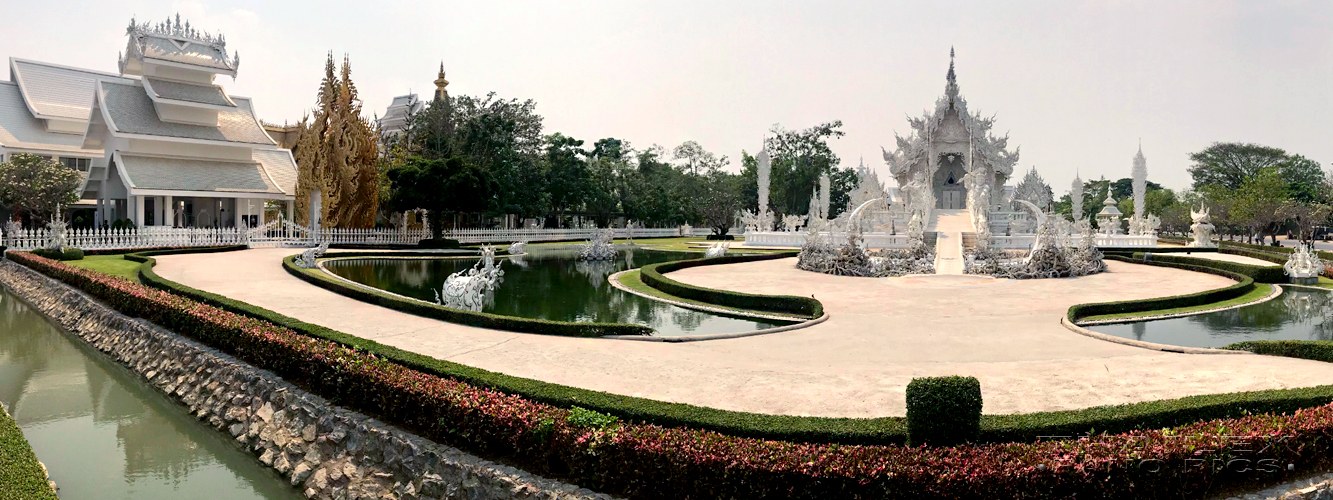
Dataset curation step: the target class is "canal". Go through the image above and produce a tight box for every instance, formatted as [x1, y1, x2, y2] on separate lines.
[0, 287, 301, 500]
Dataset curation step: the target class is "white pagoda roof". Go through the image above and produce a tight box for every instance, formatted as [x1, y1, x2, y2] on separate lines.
[143, 77, 236, 108]
[115, 151, 296, 195]
[93, 80, 276, 146]
[120, 16, 239, 77]
[9, 58, 134, 122]
[0, 82, 102, 155]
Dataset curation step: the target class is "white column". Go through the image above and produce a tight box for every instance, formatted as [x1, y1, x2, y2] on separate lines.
[285, 200, 293, 223]
[95, 198, 103, 226]
[163, 196, 173, 227]
[234, 198, 243, 228]
[133, 195, 144, 228]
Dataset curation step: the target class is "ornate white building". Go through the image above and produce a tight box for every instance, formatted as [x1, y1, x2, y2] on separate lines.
[882, 48, 1018, 212]
[0, 15, 298, 228]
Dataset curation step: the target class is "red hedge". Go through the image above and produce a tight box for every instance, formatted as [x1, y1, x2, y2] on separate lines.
[8, 250, 1332, 499]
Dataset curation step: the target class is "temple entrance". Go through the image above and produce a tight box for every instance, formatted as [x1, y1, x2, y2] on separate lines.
[942, 189, 965, 209]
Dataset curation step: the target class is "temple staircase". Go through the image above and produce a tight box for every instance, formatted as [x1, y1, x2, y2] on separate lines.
[927, 209, 976, 275]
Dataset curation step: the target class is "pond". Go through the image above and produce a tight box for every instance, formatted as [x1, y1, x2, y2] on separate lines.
[0, 288, 301, 500]
[1088, 288, 1333, 349]
[322, 246, 791, 336]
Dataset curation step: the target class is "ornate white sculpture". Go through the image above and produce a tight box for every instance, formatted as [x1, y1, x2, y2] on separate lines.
[781, 214, 805, 232]
[578, 228, 617, 260]
[435, 246, 504, 311]
[704, 242, 730, 258]
[1189, 204, 1217, 248]
[1070, 173, 1084, 220]
[1012, 167, 1052, 211]
[1096, 194, 1122, 235]
[1129, 145, 1148, 234]
[5, 220, 21, 248]
[508, 241, 528, 255]
[297, 242, 330, 269]
[680, 223, 692, 237]
[819, 174, 831, 220]
[965, 217, 1104, 279]
[45, 216, 68, 251]
[1284, 244, 1324, 284]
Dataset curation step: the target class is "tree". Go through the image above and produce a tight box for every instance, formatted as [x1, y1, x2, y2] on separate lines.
[294, 53, 380, 228]
[1279, 200, 1333, 242]
[0, 153, 81, 225]
[385, 156, 494, 240]
[1188, 142, 1289, 191]
[672, 140, 729, 176]
[700, 171, 743, 236]
[584, 156, 625, 227]
[1229, 167, 1289, 244]
[764, 121, 851, 217]
[1277, 154, 1326, 203]
[542, 133, 588, 227]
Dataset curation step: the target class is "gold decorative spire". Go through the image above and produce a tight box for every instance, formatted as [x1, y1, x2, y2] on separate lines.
[433, 62, 449, 102]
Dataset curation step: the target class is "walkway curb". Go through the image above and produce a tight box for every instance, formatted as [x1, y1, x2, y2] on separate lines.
[1075, 283, 1284, 326]
[1059, 316, 1253, 355]
[605, 269, 828, 342]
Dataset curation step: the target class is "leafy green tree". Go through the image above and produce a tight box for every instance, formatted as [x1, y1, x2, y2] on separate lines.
[764, 121, 851, 217]
[1230, 167, 1289, 244]
[585, 156, 626, 227]
[1277, 154, 1326, 203]
[1188, 142, 1289, 191]
[542, 133, 588, 227]
[700, 171, 743, 236]
[672, 140, 729, 176]
[385, 156, 495, 239]
[0, 153, 81, 225]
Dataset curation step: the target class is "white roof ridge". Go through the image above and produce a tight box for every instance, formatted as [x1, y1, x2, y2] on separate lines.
[10, 57, 132, 81]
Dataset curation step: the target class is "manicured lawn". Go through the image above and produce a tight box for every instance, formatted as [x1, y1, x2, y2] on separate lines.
[1080, 283, 1276, 323]
[64, 254, 142, 282]
[0, 405, 57, 500]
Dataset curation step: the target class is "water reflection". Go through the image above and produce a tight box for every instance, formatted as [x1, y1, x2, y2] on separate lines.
[323, 246, 790, 336]
[0, 290, 300, 500]
[1090, 289, 1333, 348]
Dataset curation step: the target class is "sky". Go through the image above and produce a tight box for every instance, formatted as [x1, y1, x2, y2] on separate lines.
[3, 0, 1330, 194]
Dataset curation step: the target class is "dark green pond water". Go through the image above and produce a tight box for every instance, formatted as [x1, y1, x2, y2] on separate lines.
[322, 246, 789, 336]
[0, 288, 300, 500]
[1089, 288, 1333, 348]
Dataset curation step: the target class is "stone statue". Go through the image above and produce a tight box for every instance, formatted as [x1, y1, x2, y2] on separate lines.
[508, 241, 527, 255]
[704, 242, 730, 258]
[578, 228, 617, 260]
[1189, 204, 1217, 248]
[782, 214, 806, 232]
[297, 242, 330, 269]
[436, 246, 505, 311]
[1284, 244, 1323, 285]
[45, 215, 68, 251]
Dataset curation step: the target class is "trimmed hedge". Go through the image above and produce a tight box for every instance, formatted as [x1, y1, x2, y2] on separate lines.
[32, 246, 83, 261]
[15, 250, 1333, 498]
[1228, 340, 1333, 363]
[1068, 255, 1256, 322]
[282, 255, 650, 337]
[906, 376, 982, 446]
[0, 403, 57, 500]
[640, 252, 823, 318]
[1132, 252, 1286, 283]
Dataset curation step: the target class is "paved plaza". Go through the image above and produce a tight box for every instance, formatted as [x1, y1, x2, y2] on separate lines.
[153, 248, 1333, 418]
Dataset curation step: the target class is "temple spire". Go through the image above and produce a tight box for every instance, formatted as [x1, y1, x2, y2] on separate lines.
[433, 62, 449, 102]
[944, 47, 960, 107]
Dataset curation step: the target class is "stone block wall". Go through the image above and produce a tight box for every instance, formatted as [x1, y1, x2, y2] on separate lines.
[0, 261, 615, 500]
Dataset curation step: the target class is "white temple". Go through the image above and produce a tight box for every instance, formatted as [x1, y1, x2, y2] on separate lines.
[0, 15, 298, 228]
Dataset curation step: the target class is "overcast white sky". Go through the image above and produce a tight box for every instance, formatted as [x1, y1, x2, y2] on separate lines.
[4, 0, 1330, 193]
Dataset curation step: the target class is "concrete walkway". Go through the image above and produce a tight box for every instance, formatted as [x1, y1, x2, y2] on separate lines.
[1179, 252, 1281, 267]
[151, 248, 1333, 418]
[928, 209, 974, 275]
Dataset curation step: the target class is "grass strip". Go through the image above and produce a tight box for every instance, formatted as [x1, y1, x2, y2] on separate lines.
[1079, 283, 1275, 322]
[639, 253, 822, 318]
[64, 254, 143, 283]
[0, 404, 57, 500]
[616, 269, 806, 321]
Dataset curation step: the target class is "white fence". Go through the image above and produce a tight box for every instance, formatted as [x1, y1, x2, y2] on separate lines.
[743, 231, 915, 249]
[2, 222, 700, 252]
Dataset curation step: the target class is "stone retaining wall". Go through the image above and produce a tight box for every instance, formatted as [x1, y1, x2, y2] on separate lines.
[0, 261, 614, 500]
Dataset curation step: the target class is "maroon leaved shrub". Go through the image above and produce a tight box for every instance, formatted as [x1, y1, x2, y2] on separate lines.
[8, 250, 1333, 499]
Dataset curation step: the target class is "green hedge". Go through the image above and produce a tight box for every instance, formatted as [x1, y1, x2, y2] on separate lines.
[49, 246, 1333, 449]
[32, 247, 83, 261]
[0, 404, 57, 500]
[1133, 252, 1286, 283]
[282, 255, 649, 337]
[639, 253, 823, 318]
[1228, 340, 1333, 362]
[1068, 255, 1256, 322]
[906, 376, 982, 446]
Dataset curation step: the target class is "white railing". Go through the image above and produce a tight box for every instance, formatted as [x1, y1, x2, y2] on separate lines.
[742, 231, 914, 249]
[7, 226, 249, 251]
